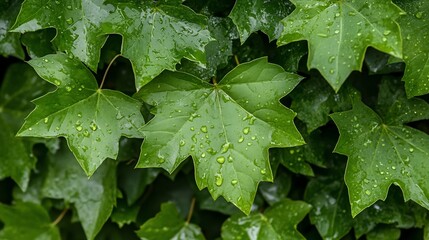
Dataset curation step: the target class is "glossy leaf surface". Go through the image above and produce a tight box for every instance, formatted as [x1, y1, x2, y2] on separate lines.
[396, 0, 429, 97]
[221, 199, 311, 240]
[229, 0, 294, 43]
[136, 58, 303, 214]
[17, 54, 145, 175]
[331, 91, 429, 216]
[278, 0, 403, 91]
[136, 202, 205, 240]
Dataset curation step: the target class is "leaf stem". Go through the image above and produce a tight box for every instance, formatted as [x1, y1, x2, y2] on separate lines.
[100, 54, 122, 89]
[186, 197, 196, 224]
[51, 208, 68, 226]
[234, 55, 240, 65]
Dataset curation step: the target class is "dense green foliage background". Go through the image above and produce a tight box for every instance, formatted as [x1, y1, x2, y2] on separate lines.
[1, 0, 429, 239]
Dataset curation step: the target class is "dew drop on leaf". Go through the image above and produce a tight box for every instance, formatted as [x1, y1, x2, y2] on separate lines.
[243, 127, 250, 135]
[200, 126, 208, 133]
[215, 175, 223, 186]
[216, 156, 225, 164]
[231, 179, 238, 186]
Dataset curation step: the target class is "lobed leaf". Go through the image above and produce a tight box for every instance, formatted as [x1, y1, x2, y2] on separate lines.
[136, 57, 304, 213]
[278, 0, 403, 91]
[17, 54, 145, 176]
[331, 88, 429, 216]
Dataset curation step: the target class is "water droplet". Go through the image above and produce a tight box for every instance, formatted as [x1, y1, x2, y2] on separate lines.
[216, 156, 225, 164]
[66, 18, 73, 25]
[179, 140, 186, 146]
[238, 136, 244, 143]
[96, 137, 101, 142]
[231, 179, 238, 185]
[409, 148, 414, 153]
[90, 122, 98, 131]
[221, 142, 231, 153]
[201, 152, 206, 158]
[43, 58, 49, 62]
[77, 113, 82, 118]
[28, 127, 33, 131]
[382, 37, 387, 42]
[383, 30, 391, 36]
[243, 127, 250, 135]
[365, 190, 371, 195]
[200, 126, 208, 133]
[116, 112, 124, 120]
[65, 86, 72, 92]
[54, 80, 61, 86]
[67, 5, 72, 9]
[215, 175, 223, 186]
[76, 126, 83, 131]
[317, 33, 328, 37]
[44, 117, 49, 123]
[83, 130, 90, 137]
[335, 13, 340, 17]
[329, 56, 336, 63]
[260, 169, 266, 174]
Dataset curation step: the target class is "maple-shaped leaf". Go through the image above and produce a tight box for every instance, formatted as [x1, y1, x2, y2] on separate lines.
[330, 79, 429, 216]
[11, 0, 113, 70]
[0, 202, 60, 240]
[42, 142, 117, 240]
[278, 0, 403, 91]
[136, 57, 304, 213]
[0, 0, 24, 58]
[136, 202, 205, 240]
[17, 54, 145, 176]
[229, 0, 294, 43]
[396, 0, 429, 97]
[0, 63, 53, 190]
[221, 199, 311, 239]
[102, 0, 211, 89]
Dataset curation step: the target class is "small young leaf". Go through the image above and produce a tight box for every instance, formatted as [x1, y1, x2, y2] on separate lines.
[41, 142, 117, 240]
[278, 0, 403, 91]
[331, 95, 429, 216]
[136, 202, 205, 240]
[0, 202, 60, 240]
[17, 54, 145, 175]
[221, 199, 311, 240]
[229, 0, 294, 43]
[136, 57, 304, 214]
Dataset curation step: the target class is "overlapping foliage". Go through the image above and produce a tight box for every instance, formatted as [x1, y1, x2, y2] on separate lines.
[1, 0, 429, 239]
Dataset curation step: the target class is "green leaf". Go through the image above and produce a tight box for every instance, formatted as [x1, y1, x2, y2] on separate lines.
[111, 199, 141, 228]
[229, 0, 294, 43]
[136, 57, 304, 213]
[353, 187, 426, 238]
[101, 1, 212, 89]
[278, 0, 403, 91]
[290, 77, 359, 132]
[330, 85, 429, 216]
[0, 63, 52, 190]
[41, 142, 117, 240]
[21, 29, 57, 58]
[0, 0, 24, 58]
[395, 0, 429, 97]
[366, 226, 400, 240]
[221, 199, 311, 240]
[136, 202, 205, 240]
[12, 0, 113, 70]
[258, 171, 291, 205]
[0, 202, 60, 240]
[304, 167, 353, 240]
[17, 54, 145, 175]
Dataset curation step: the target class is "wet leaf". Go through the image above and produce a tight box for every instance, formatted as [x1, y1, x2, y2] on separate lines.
[221, 199, 311, 240]
[258, 171, 291, 205]
[278, 0, 403, 91]
[41, 142, 117, 240]
[395, 0, 429, 97]
[330, 80, 429, 216]
[17, 53, 145, 176]
[229, 0, 294, 43]
[0, 0, 24, 58]
[136, 202, 205, 240]
[136, 57, 304, 213]
[101, 0, 212, 89]
[0, 202, 60, 240]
